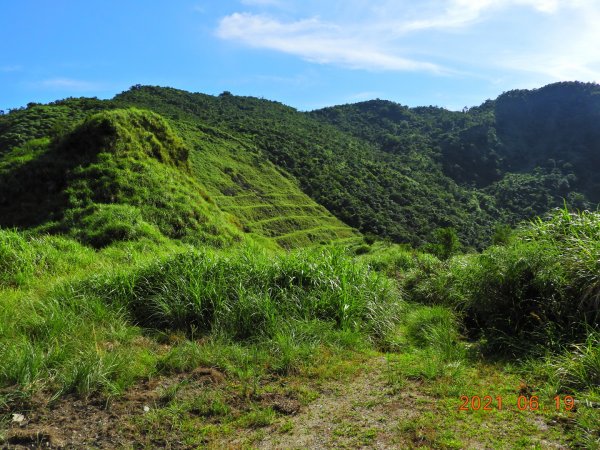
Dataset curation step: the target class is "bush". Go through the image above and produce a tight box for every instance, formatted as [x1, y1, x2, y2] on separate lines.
[405, 209, 600, 353]
[423, 227, 461, 260]
[68, 245, 401, 343]
[359, 243, 432, 278]
[64, 204, 164, 248]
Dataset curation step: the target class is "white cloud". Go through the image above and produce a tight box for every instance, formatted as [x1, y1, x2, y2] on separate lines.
[216, 0, 600, 81]
[490, 0, 600, 80]
[387, 0, 561, 34]
[217, 13, 443, 72]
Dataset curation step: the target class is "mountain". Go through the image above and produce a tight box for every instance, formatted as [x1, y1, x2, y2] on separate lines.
[1, 81, 598, 249]
[311, 81, 598, 239]
[0, 98, 357, 249]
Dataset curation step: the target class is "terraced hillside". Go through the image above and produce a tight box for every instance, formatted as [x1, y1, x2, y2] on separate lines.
[0, 100, 359, 249]
[168, 120, 359, 249]
[113, 86, 502, 248]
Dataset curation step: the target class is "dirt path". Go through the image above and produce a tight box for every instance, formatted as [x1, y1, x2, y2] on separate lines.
[252, 356, 427, 449]
[2, 355, 570, 449]
[229, 355, 569, 450]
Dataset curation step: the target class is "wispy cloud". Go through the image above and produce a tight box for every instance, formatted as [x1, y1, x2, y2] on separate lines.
[34, 78, 105, 91]
[217, 13, 443, 73]
[216, 0, 600, 81]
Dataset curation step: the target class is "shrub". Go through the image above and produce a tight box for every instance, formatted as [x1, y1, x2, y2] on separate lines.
[423, 227, 461, 260]
[405, 209, 600, 353]
[64, 204, 164, 248]
[68, 245, 401, 343]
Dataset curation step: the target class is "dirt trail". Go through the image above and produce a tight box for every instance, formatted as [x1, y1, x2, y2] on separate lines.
[232, 356, 568, 450]
[2, 356, 569, 449]
[245, 356, 438, 449]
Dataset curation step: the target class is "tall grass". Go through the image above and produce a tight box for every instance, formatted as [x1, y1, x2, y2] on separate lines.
[0, 229, 96, 288]
[403, 208, 600, 354]
[69, 244, 401, 343]
[0, 239, 401, 397]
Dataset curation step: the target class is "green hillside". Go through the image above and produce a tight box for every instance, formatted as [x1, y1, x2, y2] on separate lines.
[4, 82, 597, 250]
[115, 86, 498, 248]
[0, 100, 358, 249]
[163, 118, 358, 249]
[0, 108, 245, 248]
[1, 83, 599, 448]
[311, 83, 598, 244]
[116, 83, 600, 249]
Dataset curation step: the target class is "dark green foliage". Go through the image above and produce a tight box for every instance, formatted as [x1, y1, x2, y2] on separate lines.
[311, 83, 600, 245]
[2, 81, 600, 249]
[424, 227, 461, 260]
[0, 97, 110, 153]
[491, 223, 512, 245]
[406, 209, 600, 353]
[495, 82, 600, 200]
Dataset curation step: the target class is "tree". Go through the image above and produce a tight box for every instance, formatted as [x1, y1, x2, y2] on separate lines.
[426, 227, 461, 260]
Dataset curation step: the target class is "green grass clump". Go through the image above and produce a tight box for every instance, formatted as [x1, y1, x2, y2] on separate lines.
[357, 242, 436, 277]
[0, 229, 95, 287]
[405, 208, 600, 353]
[0, 288, 155, 397]
[63, 203, 165, 248]
[549, 331, 600, 392]
[0, 239, 401, 398]
[69, 245, 400, 342]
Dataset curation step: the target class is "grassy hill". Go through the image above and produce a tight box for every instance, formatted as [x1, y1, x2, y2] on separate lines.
[163, 117, 358, 249]
[4, 82, 598, 249]
[0, 108, 245, 248]
[0, 100, 358, 249]
[115, 86, 498, 248]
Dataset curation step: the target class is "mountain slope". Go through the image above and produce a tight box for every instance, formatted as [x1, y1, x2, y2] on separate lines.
[2, 81, 599, 249]
[311, 82, 598, 239]
[0, 108, 244, 247]
[0, 101, 358, 248]
[114, 86, 499, 247]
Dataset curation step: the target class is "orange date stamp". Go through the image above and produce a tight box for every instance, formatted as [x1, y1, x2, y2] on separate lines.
[459, 395, 575, 411]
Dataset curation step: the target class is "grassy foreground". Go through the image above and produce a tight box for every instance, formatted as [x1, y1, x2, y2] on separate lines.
[1, 210, 599, 448]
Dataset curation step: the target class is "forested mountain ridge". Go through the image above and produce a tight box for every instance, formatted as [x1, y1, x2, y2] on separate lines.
[0, 81, 598, 249]
[311, 81, 597, 234]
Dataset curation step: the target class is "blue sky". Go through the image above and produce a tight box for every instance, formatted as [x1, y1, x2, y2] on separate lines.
[1, 0, 599, 111]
